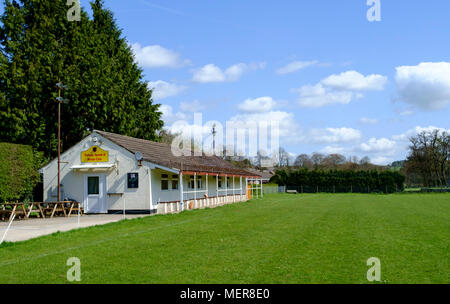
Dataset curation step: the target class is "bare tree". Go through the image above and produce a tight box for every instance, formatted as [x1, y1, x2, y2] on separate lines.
[311, 152, 325, 169]
[405, 130, 449, 187]
[294, 154, 313, 168]
[278, 147, 291, 167]
[323, 154, 346, 169]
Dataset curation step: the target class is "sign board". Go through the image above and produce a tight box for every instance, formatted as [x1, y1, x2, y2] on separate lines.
[81, 146, 109, 163]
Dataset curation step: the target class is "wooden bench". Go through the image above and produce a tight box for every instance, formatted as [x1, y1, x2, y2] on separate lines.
[286, 190, 298, 194]
[0, 209, 12, 221]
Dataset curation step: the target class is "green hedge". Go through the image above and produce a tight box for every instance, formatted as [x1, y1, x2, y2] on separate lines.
[0, 143, 44, 203]
[271, 169, 405, 193]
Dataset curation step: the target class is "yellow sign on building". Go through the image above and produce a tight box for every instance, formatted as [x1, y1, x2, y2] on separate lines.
[81, 146, 109, 163]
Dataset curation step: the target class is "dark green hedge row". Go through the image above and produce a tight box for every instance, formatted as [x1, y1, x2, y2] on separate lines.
[0, 143, 44, 203]
[270, 169, 405, 193]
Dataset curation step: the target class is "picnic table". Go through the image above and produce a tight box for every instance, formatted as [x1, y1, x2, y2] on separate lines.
[0, 201, 83, 222]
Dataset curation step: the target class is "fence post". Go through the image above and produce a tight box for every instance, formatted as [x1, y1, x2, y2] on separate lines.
[316, 185, 318, 193]
[350, 185, 353, 193]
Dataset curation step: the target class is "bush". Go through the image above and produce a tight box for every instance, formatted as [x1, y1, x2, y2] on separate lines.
[270, 168, 405, 193]
[0, 143, 44, 203]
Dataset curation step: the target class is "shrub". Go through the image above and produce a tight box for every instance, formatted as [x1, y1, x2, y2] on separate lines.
[0, 143, 44, 203]
[270, 168, 405, 193]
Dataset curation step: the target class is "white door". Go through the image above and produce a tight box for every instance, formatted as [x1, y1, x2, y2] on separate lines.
[84, 175, 107, 213]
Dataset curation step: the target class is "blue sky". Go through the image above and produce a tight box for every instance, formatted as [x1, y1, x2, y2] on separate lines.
[15, 1, 450, 164]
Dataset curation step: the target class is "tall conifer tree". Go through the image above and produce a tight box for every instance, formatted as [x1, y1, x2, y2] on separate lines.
[0, 0, 163, 157]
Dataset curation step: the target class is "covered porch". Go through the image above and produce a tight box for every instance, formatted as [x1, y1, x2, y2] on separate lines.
[156, 171, 262, 214]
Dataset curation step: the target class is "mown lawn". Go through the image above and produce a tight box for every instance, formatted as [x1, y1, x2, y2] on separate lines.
[0, 193, 448, 284]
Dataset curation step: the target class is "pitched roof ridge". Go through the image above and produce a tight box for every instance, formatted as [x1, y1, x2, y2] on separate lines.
[94, 130, 170, 147]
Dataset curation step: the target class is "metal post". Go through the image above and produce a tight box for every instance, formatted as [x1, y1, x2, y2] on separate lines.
[240, 176, 242, 201]
[57, 89, 61, 204]
[148, 168, 152, 212]
[232, 175, 235, 202]
[123, 195, 126, 219]
[206, 174, 209, 207]
[179, 172, 184, 211]
[247, 178, 249, 199]
[225, 174, 228, 204]
[194, 173, 197, 208]
[261, 177, 263, 198]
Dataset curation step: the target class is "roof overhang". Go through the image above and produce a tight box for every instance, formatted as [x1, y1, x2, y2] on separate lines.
[71, 164, 116, 171]
[181, 171, 261, 178]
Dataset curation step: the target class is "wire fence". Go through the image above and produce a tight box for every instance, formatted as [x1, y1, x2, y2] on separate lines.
[284, 185, 401, 194]
[263, 185, 286, 194]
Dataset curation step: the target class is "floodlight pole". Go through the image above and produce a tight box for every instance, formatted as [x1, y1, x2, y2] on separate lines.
[57, 84, 61, 204]
[56, 80, 68, 204]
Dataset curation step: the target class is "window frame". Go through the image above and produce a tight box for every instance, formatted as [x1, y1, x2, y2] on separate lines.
[161, 173, 169, 191]
[127, 173, 139, 189]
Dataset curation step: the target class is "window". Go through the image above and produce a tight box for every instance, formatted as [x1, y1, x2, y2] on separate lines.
[88, 176, 99, 195]
[188, 176, 195, 189]
[161, 174, 169, 190]
[172, 180, 179, 190]
[227, 177, 230, 188]
[197, 176, 203, 189]
[218, 176, 222, 188]
[127, 173, 139, 188]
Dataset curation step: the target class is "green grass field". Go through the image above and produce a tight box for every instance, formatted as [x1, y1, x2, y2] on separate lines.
[0, 193, 448, 284]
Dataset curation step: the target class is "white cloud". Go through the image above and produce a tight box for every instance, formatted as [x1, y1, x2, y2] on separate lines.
[238, 97, 277, 113]
[322, 71, 387, 91]
[131, 43, 190, 68]
[179, 100, 204, 113]
[295, 70, 387, 108]
[276, 60, 319, 75]
[159, 104, 189, 124]
[359, 117, 379, 124]
[320, 145, 346, 154]
[359, 138, 396, 153]
[295, 83, 361, 107]
[371, 156, 392, 166]
[148, 80, 187, 100]
[399, 110, 414, 116]
[395, 62, 450, 110]
[229, 111, 298, 138]
[309, 127, 362, 144]
[192, 62, 265, 83]
[392, 125, 450, 141]
[191, 64, 225, 83]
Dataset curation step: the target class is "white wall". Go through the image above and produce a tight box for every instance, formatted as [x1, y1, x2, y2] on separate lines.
[42, 133, 153, 212]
